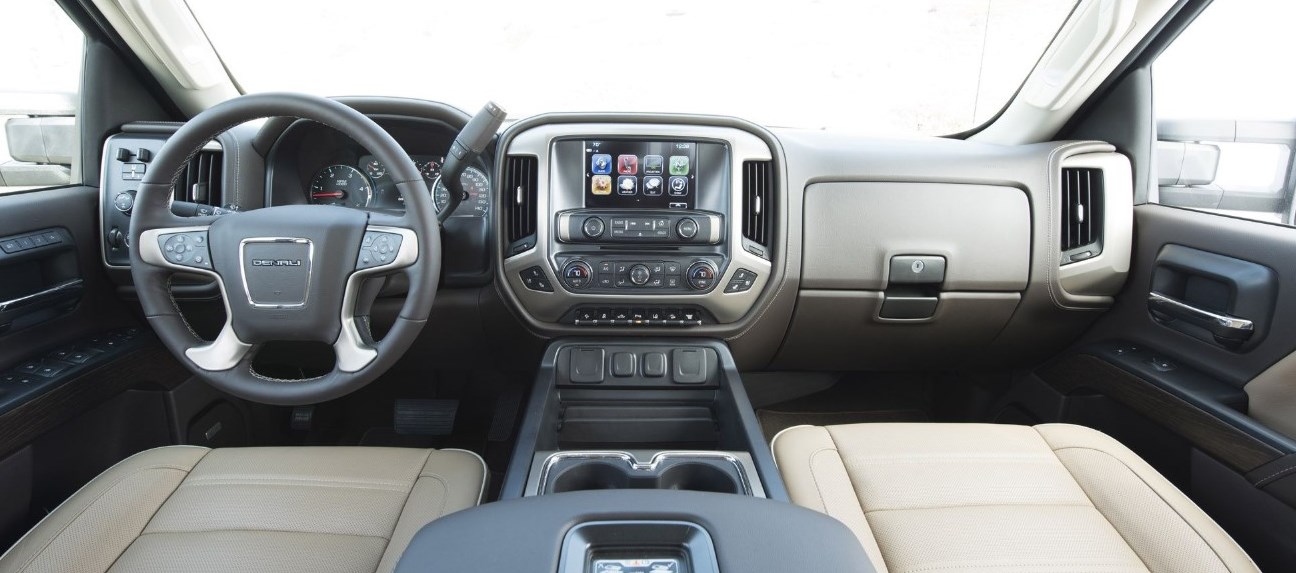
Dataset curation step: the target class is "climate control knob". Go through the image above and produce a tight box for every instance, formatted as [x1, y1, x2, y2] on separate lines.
[685, 261, 717, 291]
[582, 216, 606, 238]
[676, 217, 699, 240]
[628, 264, 652, 286]
[561, 260, 594, 290]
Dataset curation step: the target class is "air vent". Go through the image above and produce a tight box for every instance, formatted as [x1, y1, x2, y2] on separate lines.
[741, 160, 773, 258]
[504, 155, 538, 253]
[173, 147, 223, 206]
[1061, 167, 1104, 256]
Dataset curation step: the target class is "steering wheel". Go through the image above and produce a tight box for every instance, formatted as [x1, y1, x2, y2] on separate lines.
[129, 93, 439, 405]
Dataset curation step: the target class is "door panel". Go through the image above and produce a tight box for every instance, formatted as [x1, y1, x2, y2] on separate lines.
[1083, 204, 1296, 386]
[0, 186, 135, 375]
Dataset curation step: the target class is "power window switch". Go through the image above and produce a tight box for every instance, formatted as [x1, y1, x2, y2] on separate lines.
[32, 362, 68, 378]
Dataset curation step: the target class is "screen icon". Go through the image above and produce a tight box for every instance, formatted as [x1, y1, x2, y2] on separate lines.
[617, 175, 638, 195]
[668, 176, 688, 196]
[617, 155, 638, 175]
[643, 176, 664, 196]
[591, 175, 612, 195]
[668, 156, 689, 175]
[591, 154, 612, 175]
[643, 155, 664, 175]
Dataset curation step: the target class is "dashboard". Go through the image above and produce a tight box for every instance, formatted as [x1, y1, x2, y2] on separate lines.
[96, 98, 1135, 372]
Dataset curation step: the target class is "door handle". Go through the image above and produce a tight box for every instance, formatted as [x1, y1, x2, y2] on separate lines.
[1148, 291, 1254, 346]
[0, 278, 84, 331]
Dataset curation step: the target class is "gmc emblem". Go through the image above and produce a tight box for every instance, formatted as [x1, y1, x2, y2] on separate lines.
[251, 259, 303, 267]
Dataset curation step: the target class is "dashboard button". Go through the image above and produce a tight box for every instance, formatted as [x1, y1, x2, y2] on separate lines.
[561, 261, 593, 289]
[582, 217, 606, 238]
[686, 261, 717, 290]
[676, 218, 699, 239]
[628, 264, 651, 286]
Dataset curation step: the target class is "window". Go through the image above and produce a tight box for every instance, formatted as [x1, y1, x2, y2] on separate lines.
[1153, 0, 1296, 225]
[0, 2, 84, 194]
[186, 0, 1077, 135]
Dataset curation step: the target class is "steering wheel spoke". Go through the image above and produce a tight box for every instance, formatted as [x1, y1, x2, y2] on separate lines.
[186, 321, 254, 371]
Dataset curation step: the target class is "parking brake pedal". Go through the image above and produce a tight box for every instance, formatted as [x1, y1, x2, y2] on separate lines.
[394, 399, 458, 436]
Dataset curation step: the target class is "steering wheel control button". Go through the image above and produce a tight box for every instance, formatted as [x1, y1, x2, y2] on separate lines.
[159, 231, 213, 270]
[562, 260, 594, 289]
[520, 265, 554, 292]
[676, 217, 699, 239]
[686, 261, 718, 291]
[581, 216, 606, 238]
[725, 268, 759, 293]
[888, 255, 946, 285]
[356, 231, 404, 270]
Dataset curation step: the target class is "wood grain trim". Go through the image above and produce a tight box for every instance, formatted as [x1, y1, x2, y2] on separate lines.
[0, 344, 189, 460]
[1039, 353, 1282, 472]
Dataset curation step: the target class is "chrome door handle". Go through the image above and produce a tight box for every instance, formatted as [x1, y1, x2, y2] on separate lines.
[0, 278, 84, 330]
[1148, 291, 1254, 346]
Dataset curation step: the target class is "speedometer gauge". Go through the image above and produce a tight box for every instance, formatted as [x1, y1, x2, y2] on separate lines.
[309, 165, 372, 208]
[433, 167, 491, 217]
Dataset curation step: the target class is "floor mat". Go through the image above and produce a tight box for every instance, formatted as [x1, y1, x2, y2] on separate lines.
[756, 408, 928, 444]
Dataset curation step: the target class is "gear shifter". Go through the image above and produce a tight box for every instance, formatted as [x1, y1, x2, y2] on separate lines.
[439, 101, 507, 222]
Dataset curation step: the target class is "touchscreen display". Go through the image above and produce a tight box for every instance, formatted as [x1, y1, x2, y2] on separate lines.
[584, 140, 697, 209]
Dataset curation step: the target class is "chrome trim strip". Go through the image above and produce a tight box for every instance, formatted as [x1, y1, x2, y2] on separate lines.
[237, 237, 314, 309]
[334, 225, 419, 372]
[1148, 291, 1255, 339]
[138, 225, 252, 371]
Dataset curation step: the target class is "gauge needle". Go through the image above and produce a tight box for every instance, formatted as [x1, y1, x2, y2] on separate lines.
[312, 191, 344, 199]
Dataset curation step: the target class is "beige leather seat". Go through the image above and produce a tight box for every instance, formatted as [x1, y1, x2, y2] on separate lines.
[0, 446, 486, 573]
[774, 423, 1258, 573]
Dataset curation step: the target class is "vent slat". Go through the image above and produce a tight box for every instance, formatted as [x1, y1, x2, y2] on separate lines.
[742, 160, 772, 255]
[171, 148, 222, 206]
[1060, 167, 1103, 253]
[504, 155, 538, 248]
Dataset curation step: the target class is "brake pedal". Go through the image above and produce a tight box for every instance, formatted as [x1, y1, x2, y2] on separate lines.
[394, 399, 458, 436]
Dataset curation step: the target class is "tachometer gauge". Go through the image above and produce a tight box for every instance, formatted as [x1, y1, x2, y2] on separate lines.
[363, 159, 386, 179]
[418, 159, 442, 181]
[309, 165, 372, 208]
[433, 166, 491, 217]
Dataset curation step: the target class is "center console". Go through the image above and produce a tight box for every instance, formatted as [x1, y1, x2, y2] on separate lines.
[497, 122, 777, 332]
[393, 338, 874, 572]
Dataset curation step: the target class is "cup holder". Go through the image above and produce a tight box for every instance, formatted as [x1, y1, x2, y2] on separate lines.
[657, 462, 743, 494]
[544, 454, 748, 495]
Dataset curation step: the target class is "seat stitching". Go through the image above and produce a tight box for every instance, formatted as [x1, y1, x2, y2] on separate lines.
[15, 451, 211, 573]
[134, 528, 391, 541]
[1050, 444, 1234, 573]
[1253, 463, 1296, 486]
[824, 426, 892, 573]
[178, 479, 408, 492]
[864, 501, 1095, 514]
[374, 449, 434, 571]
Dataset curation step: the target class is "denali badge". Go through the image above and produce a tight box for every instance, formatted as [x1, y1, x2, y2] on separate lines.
[250, 259, 303, 267]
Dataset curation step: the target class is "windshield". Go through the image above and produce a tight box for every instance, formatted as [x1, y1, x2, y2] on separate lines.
[187, 0, 1075, 135]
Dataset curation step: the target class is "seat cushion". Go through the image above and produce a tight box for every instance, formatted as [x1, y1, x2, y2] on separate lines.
[0, 446, 486, 573]
[773, 423, 1258, 573]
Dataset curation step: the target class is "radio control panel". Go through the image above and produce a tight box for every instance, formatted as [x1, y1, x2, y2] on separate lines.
[556, 210, 722, 245]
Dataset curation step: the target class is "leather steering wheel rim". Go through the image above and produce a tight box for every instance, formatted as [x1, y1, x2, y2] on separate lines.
[129, 92, 440, 405]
